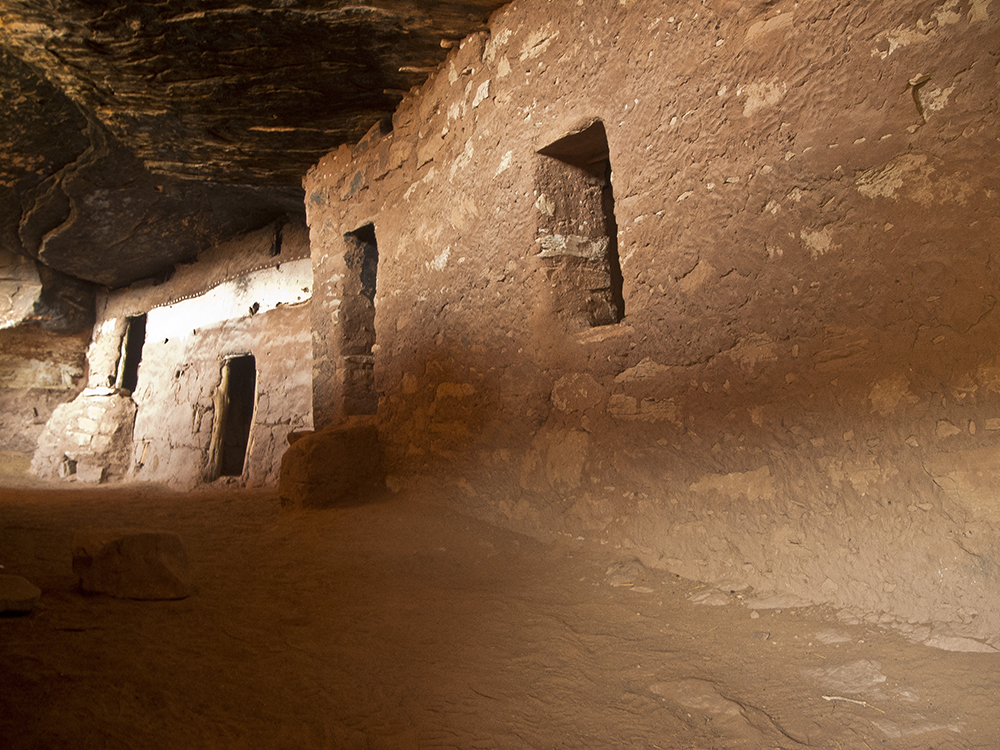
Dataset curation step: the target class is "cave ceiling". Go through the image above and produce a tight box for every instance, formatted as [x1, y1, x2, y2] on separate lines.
[0, 1, 504, 289]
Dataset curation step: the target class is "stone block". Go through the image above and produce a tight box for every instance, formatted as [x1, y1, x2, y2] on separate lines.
[72, 529, 191, 600]
[90, 434, 112, 453]
[0, 574, 41, 614]
[76, 464, 106, 483]
[279, 419, 385, 509]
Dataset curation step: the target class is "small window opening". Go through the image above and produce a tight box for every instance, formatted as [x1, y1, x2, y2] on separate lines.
[342, 223, 379, 415]
[216, 354, 257, 477]
[118, 313, 147, 393]
[536, 120, 624, 329]
[270, 218, 285, 257]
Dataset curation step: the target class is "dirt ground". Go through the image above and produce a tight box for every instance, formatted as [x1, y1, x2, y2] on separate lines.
[1, 481, 996, 749]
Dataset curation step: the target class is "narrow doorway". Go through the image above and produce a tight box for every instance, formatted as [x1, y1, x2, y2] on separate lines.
[215, 354, 257, 477]
[342, 223, 379, 414]
[118, 313, 147, 393]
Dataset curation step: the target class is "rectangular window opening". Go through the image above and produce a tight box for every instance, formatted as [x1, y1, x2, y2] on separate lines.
[217, 354, 257, 477]
[341, 223, 379, 415]
[118, 313, 147, 393]
[536, 120, 624, 329]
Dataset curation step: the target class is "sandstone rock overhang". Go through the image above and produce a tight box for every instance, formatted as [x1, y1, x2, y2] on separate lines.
[0, 1, 506, 289]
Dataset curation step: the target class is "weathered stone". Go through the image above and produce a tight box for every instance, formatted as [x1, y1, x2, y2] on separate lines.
[0, 47, 294, 290]
[72, 529, 192, 600]
[0, 574, 41, 614]
[0, 2, 507, 289]
[75, 464, 107, 484]
[32, 393, 136, 482]
[551, 373, 603, 413]
[279, 419, 385, 509]
[0, 257, 93, 375]
[58, 457, 77, 479]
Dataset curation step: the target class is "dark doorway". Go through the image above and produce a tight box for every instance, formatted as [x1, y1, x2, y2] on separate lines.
[536, 120, 624, 329]
[342, 223, 379, 415]
[119, 314, 147, 393]
[218, 354, 257, 477]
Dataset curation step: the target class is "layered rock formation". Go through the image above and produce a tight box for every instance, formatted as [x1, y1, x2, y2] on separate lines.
[0, 1, 506, 290]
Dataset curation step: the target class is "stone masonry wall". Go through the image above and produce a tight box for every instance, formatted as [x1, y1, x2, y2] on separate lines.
[32, 220, 313, 488]
[303, 0, 1000, 650]
[31, 392, 136, 483]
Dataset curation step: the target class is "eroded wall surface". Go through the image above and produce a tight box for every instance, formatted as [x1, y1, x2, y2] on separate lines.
[304, 0, 1000, 648]
[1, 248, 90, 478]
[32, 221, 313, 487]
[0, 326, 88, 479]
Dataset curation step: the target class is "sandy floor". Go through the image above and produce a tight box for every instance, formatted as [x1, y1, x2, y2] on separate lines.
[1, 482, 996, 749]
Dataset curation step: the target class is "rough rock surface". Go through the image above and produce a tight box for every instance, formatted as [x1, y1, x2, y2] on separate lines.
[0, 47, 294, 290]
[0, 323, 89, 479]
[71, 529, 191, 600]
[279, 419, 384, 509]
[0, 574, 41, 614]
[0, 1, 507, 184]
[0, 243, 94, 335]
[0, 1, 507, 289]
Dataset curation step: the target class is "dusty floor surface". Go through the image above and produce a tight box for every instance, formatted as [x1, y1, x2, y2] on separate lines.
[0, 482, 996, 749]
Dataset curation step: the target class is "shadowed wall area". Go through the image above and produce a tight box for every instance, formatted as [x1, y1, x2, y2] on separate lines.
[302, 0, 1000, 650]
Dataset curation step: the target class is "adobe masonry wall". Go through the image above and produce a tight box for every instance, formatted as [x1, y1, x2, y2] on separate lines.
[304, 0, 1000, 648]
[128, 284, 312, 487]
[32, 220, 314, 487]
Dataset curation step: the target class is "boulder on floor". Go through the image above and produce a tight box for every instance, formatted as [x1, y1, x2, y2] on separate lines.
[279, 418, 385, 509]
[0, 574, 41, 614]
[72, 529, 191, 600]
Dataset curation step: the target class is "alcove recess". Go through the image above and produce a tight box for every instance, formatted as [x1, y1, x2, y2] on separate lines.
[341, 223, 379, 415]
[535, 120, 624, 330]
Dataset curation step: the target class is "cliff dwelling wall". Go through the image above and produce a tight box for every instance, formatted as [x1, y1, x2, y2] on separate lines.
[304, 0, 1000, 648]
[31, 220, 313, 488]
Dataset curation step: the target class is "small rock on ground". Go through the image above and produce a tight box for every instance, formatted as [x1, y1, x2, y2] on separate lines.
[72, 529, 192, 600]
[0, 574, 41, 614]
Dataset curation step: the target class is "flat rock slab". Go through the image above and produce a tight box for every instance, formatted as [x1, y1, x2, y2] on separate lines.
[0, 574, 41, 614]
[72, 529, 191, 600]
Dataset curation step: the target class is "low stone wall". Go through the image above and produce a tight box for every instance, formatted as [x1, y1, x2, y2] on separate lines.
[31, 391, 136, 482]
